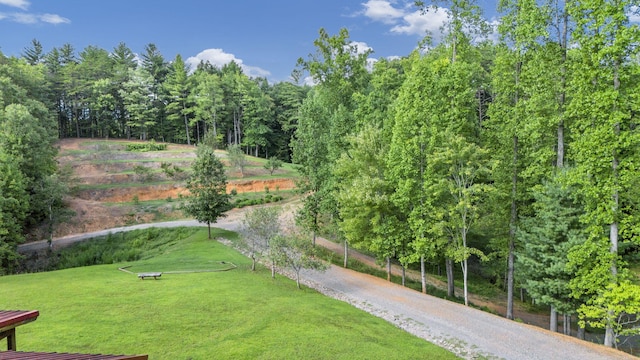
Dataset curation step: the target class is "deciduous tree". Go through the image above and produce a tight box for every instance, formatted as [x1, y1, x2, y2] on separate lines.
[183, 145, 231, 238]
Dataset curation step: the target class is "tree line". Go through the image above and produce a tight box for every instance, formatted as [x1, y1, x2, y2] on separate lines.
[292, 0, 640, 349]
[22, 40, 310, 159]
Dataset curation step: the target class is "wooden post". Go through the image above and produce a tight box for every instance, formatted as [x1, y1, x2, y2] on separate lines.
[7, 328, 16, 350]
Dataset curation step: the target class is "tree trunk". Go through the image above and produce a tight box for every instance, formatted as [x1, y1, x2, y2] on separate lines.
[605, 63, 621, 348]
[420, 255, 426, 294]
[183, 101, 191, 145]
[207, 222, 211, 239]
[564, 314, 571, 336]
[446, 258, 455, 298]
[343, 240, 348, 268]
[251, 255, 256, 271]
[386, 256, 391, 282]
[577, 325, 586, 340]
[462, 259, 468, 306]
[550, 307, 558, 332]
[402, 264, 406, 287]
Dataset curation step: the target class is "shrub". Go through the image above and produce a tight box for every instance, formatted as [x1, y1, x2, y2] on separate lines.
[264, 156, 283, 175]
[126, 140, 167, 152]
[133, 165, 154, 182]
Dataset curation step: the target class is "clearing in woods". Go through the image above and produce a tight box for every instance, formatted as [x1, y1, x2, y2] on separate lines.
[48, 138, 297, 239]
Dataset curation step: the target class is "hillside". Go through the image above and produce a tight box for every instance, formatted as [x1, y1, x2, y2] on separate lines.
[49, 138, 298, 238]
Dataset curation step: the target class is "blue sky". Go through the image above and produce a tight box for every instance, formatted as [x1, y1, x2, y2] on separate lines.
[0, 0, 499, 83]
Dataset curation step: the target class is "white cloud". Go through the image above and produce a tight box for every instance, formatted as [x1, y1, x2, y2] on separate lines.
[11, 11, 35, 23]
[302, 75, 317, 86]
[0, 11, 70, 24]
[40, 13, 70, 24]
[391, 7, 448, 37]
[186, 48, 271, 78]
[348, 41, 373, 55]
[362, 0, 404, 24]
[0, 0, 29, 10]
[629, 6, 640, 23]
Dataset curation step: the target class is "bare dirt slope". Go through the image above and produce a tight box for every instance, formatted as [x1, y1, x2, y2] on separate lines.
[52, 138, 295, 238]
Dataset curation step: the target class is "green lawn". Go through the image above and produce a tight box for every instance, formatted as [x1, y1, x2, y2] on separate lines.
[2, 229, 457, 359]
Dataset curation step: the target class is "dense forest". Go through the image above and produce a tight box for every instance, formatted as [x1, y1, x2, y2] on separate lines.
[1, 0, 639, 349]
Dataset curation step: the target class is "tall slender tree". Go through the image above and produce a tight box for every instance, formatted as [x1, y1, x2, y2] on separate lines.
[164, 54, 193, 144]
[566, 0, 640, 347]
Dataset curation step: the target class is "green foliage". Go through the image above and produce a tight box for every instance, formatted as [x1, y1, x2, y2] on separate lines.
[517, 178, 584, 315]
[226, 143, 248, 178]
[272, 232, 329, 288]
[240, 206, 282, 271]
[132, 164, 154, 182]
[264, 156, 283, 175]
[577, 280, 640, 347]
[182, 145, 231, 237]
[160, 162, 186, 180]
[335, 124, 406, 268]
[125, 140, 167, 152]
[164, 54, 193, 145]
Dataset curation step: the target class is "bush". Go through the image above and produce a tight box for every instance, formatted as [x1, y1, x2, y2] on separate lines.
[126, 140, 167, 152]
[161, 162, 187, 180]
[264, 157, 283, 175]
[133, 165, 154, 182]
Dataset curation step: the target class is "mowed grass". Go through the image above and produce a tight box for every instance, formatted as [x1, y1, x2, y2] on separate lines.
[2, 229, 456, 359]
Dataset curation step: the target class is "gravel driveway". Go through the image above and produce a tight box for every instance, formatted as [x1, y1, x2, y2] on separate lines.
[18, 213, 635, 360]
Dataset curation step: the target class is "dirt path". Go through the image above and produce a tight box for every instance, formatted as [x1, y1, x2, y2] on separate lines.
[298, 265, 632, 359]
[313, 236, 549, 328]
[18, 206, 634, 359]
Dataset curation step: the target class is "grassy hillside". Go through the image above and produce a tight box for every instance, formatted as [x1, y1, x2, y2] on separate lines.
[4, 228, 455, 359]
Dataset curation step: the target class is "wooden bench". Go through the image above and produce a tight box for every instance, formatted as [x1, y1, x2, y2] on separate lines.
[0, 310, 39, 351]
[137, 272, 162, 280]
[0, 351, 148, 359]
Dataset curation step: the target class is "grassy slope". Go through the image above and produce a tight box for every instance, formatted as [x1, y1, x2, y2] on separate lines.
[2, 229, 456, 360]
[61, 139, 300, 184]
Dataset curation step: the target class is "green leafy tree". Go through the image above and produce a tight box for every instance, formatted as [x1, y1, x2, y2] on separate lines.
[272, 232, 328, 289]
[35, 172, 74, 248]
[336, 125, 405, 282]
[240, 206, 281, 273]
[566, 0, 640, 347]
[489, 0, 569, 322]
[387, 52, 443, 294]
[577, 280, 640, 349]
[0, 150, 28, 273]
[227, 144, 248, 178]
[183, 145, 231, 238]
[264, 156, 283, 175]
[428, 134, 492, 306]
[294, 27, 372, 260]
[291, 90, 332, 246]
